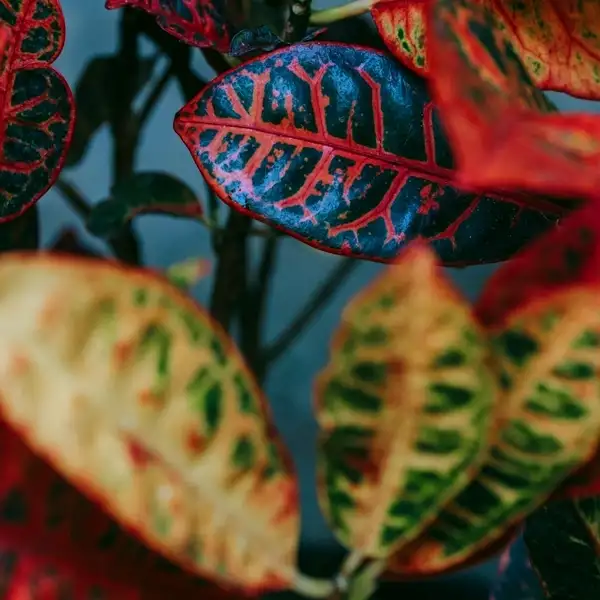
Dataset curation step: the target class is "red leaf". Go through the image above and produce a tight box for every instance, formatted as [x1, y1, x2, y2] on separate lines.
[373, 0, 600, 100]
[0, 1, 75, 223]
[475, 203, 600, 328]
[174, 42, 565, 267]
[426, 0, 600, 201]
[106, 0, 235, 52]
[0, 422, 243, 600]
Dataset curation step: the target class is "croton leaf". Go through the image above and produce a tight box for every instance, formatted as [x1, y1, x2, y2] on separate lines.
[106, 0, 235, 52]
[0, 206, 39, 252]
[315, 243, 496, 558]
[0, 421, 237, 600]
[426, 0, 600, 200]
[489, 536, 544, 600]
[0, 254, 299, 592]
[0, 0, 74, 222]
[373, 0, 600, 100]
[165, 257, 211, 290]
[174, 42, 564, 267]
[524, 497, 600, 599]
[65, 54, 156, 168]
[86, 172, 203, 239]
[390, 284, 600, 575]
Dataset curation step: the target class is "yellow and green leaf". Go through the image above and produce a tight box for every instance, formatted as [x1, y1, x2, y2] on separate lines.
[0, 254, 299, 593]
[315, 243, 496, 558]
[373, 0, 600, 100]
[390, 289, 600, 574]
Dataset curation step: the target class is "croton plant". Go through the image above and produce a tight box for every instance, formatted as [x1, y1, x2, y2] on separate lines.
[0, 0, 599, 599]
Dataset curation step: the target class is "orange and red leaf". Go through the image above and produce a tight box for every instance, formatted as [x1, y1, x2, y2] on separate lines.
[426, 0, 600, 202]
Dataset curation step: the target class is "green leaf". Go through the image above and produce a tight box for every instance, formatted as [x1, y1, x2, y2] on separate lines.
[391, 289, 600, 575]
[525, 497, 600, 599]
[86, 172, 204, 239]
[165, 257, 211, 290]
[315, 243, 496, 558]
[0, 254, 299, 593]
[65, 55, 155, 167]
[0, 206, 39, 253]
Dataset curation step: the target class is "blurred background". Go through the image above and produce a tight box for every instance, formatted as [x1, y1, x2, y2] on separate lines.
[46, 2, 599, 597]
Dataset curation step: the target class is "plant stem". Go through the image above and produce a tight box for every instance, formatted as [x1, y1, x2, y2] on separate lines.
[108, 8, 143, 265]
[309, 0, 372, 25]
[283, 0, 312, 42]
[54, 178, 91, 220]
[262, 258, 359, 366]
[240, 234, 280, 381]
[138, 60, 174, 125]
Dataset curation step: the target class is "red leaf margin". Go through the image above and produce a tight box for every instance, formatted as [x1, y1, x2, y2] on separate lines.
[0, 0, 75, 223]
[426, 0, 600, 203]
[0, 420, 244, 600]
[106, 0, 234, 52]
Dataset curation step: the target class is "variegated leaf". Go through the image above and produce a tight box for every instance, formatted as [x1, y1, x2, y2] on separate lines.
[165, 258, 211, 290]
[0, 254, 299, 593]
[315, 243, 496, 558]
[391, 289, 600, 574]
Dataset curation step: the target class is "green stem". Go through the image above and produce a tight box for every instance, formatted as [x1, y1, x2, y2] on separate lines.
[309, 0, 373, 25]
[261, 258, 359, 366]
[138, 61, 174, 125]
[54, 178, 91, 220]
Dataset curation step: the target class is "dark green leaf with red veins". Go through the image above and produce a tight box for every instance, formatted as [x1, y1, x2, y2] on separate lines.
[557, 451, 600, 501]
[105, 0, 235, 52]
[489, 537, 544, 600]
[48, 228, 103, 257]
[174, 42, 564, 267]
[0, 0, 74, 223]
[0, 205, 38, 252]
[391, 289, 600, 576]
[315, 244, 496, 558]
[65, 55, 156, 168]
[86, 172, 203, 239]
[426, 0, 600, 200]
[0, 421, 237, 600]
[524, 498, 600, 600]
[475, 203, 600, 329]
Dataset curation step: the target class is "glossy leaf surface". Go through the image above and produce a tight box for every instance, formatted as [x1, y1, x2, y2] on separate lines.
[0, 0, 74, 222]
[106, 0, 234, 52]
[392, 288, 600, 574]
[525, 498, 600, 599]
[489, 537, 544, 600]
[427, 0, 600, 200]
[374, 0, 600, 100]
[66, 55, 155, 168]
[0, 421, 237, 600]
[0, 254, 299, 592]
[316, 243, 495, 558]
[86, 172, 203, 239]
[174, 42, 562, 267]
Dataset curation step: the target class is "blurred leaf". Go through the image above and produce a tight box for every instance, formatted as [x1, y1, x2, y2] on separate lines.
[426, 0, 600, 201]
[0, 206, 39, 253]
[0, 421, 237, 600]
[48, 228, 103, 258]
[525, 497, 600, 599]
[87, 172, 203, 239]
[0, 254, 300, 592]
[65, 55, 156, 168]
[0, 3, 74, 221]
[392, 284, 600, 575]
[489, 536, 545, 600]
[165, 257, 211, 290]
[315, 243, 496, 558]
[373, 0, 600, 99]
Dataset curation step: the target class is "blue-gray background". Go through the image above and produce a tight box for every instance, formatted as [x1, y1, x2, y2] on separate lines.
[48, 1, 599, 595]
